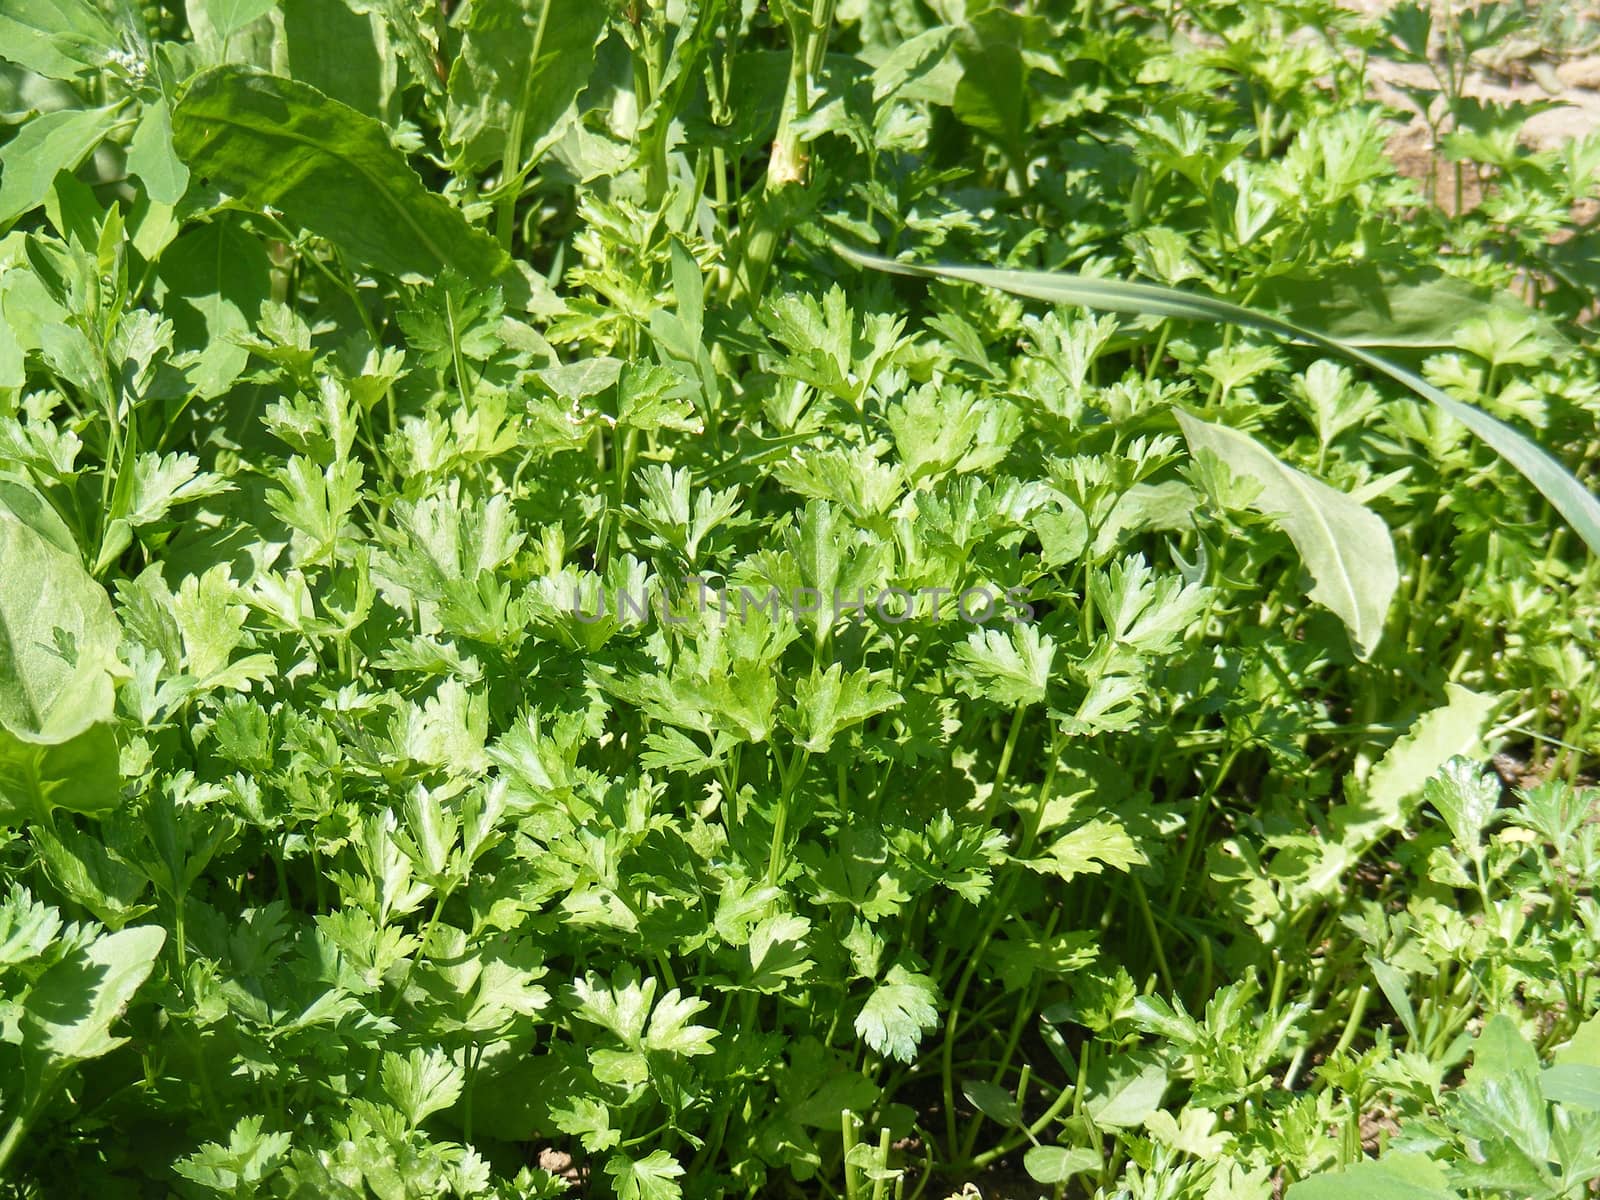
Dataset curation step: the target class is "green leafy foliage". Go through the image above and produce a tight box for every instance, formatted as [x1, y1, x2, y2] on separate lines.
[0, 1, 1598, 1197]
[443, 0, 610, 176]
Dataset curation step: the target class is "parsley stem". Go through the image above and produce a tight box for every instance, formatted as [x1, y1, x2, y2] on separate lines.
[462, 1041, 481, 1144]
[943, 723, 1056, 1155]
[495, 0, 554, 250]
[1328, 983, 1371, 1063]
[841, 1109, 861, 1200]
[981, 705, 1028, 825]
[727, 0, 836, 307]
[965, 1075, 1075, 1171]
[766, 743, 811, 885]
[0, 1109, 34, 1177]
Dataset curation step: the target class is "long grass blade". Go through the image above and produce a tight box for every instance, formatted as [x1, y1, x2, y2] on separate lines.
[836, 244, 1600, 557]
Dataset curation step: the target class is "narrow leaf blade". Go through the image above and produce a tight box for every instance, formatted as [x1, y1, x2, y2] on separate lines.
[836, 245, 1600, 557]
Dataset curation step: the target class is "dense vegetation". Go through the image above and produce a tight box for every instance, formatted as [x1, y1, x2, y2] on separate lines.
[1, 0, 1599, 1196]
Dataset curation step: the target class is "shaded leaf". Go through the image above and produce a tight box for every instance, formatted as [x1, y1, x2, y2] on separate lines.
[172, 67, 516, 292]
[0, 0, 116, 81]
[197, 0, 278, 41]
[21, 925, 165, 1083]
[281, 0, 394, 120]
[444, 0, 609, 173]
[0, 487, 124, 823]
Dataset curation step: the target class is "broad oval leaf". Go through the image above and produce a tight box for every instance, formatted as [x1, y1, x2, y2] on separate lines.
[952, 12, 1033, 169]
[961, 1078, 1020, 1126]
[172, 67, 518, 294]
[0, 105, 121, 230]
[127, 98, 190, 206]
[1542, 1063, 1600, 1111]
[195, 0, 278, 41]
[836, 245, 1600, 559]
[21, 924, 166, 1082]
[0, 483, 124, 823]
[1285, 1153, 1459, 1200]
[281, 0, 395, 120]
[1467, 1013, 1540, 1086]
[0, 0, 117, 82]
[1023, 1145, 1100, 1183]
[155, 215, 274, 397]
[1176, 410, 1399, 659]
[1083, 1054, 1168, 1128]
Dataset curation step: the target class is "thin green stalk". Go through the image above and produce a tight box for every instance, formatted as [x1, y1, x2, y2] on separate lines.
[955, 920, 1052, 1162]
[1130, 875, 1174, 996]
[967, 1078, 1075, 1171]
[870, 1125, 891, 1200]
[1172, 746, 1240, 914]
[1327, 983, 1372, 1063]
[983, 705, 1028, 823]
[0, 1110, 32, 1178]
[940, 726, 1055, 1152]
[727, 0, 837, 306]
[496, 0, 555, 248]
[766, 743, 811, 885]
[1144, 319, 1173, 382]
[841, 1110, 861, 1200]
[463, 1041, 482, 1144]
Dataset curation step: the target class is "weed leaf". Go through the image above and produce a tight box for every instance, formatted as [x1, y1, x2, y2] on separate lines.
[0, 487, 124, 823]
[172, 67, 516, 292]
[1176, 411, 1397, 658]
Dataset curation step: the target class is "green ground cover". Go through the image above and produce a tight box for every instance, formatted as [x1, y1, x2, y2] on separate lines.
[1, 1, 1599, 1196]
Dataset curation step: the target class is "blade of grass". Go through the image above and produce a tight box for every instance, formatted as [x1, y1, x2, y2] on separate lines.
[835, 244, 1600, 557]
